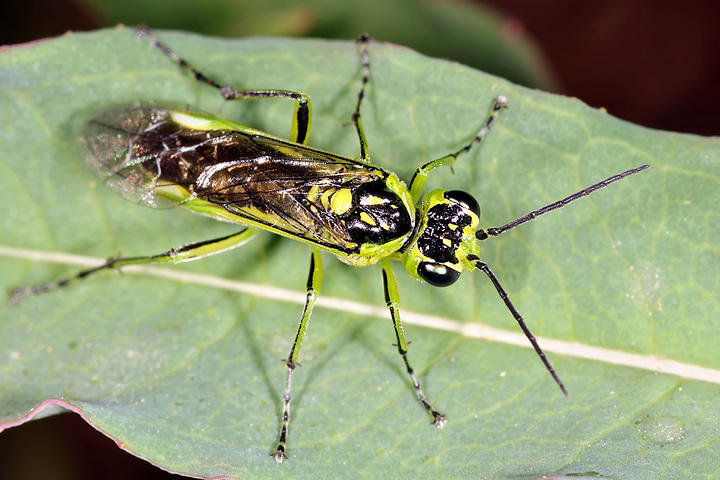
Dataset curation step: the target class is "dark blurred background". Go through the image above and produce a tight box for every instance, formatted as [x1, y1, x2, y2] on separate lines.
[1, 0, 718, 478]
[3, 0, 719, 136]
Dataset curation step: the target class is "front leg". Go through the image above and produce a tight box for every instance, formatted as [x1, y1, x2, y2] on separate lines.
[408, 96, 507, 203]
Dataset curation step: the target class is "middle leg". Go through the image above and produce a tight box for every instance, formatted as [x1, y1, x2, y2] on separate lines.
[381, 261, 446, 427]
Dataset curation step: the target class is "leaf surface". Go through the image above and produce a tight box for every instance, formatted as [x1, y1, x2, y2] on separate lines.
[1, 28, 718, 479]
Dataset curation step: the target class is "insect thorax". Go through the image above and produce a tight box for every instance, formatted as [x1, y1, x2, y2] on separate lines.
[341, 179, 413, 245]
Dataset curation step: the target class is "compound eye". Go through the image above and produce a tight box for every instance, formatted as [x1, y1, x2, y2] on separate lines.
[417, 261, 461, 287]
[444, 190, 480, 217]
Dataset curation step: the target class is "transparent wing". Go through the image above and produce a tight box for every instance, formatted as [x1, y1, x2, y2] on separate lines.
[82, 108, 186, 209]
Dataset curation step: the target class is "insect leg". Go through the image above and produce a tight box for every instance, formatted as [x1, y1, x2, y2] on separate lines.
[381, 261, 446, 427]
[11, 228, 256, 302]
[350, 34, 372, 163]
[135, 27, 313, 145]
[408, 96, 508, 202]
[273, 249, 323, 463]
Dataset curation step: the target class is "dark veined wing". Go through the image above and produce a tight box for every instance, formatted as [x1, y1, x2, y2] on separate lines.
[81, 107, 389, 250]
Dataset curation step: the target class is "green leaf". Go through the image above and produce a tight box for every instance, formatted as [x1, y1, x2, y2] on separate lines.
[1, 28, 718, 479]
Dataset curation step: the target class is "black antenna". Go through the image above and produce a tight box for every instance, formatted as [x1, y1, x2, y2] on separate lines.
[472, 164, 650, 396]
[473, 258, 568, 396]
[476, 164, 650, 241]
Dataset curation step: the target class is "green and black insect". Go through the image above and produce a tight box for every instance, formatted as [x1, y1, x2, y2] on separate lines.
[13, 28, 649, 462]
